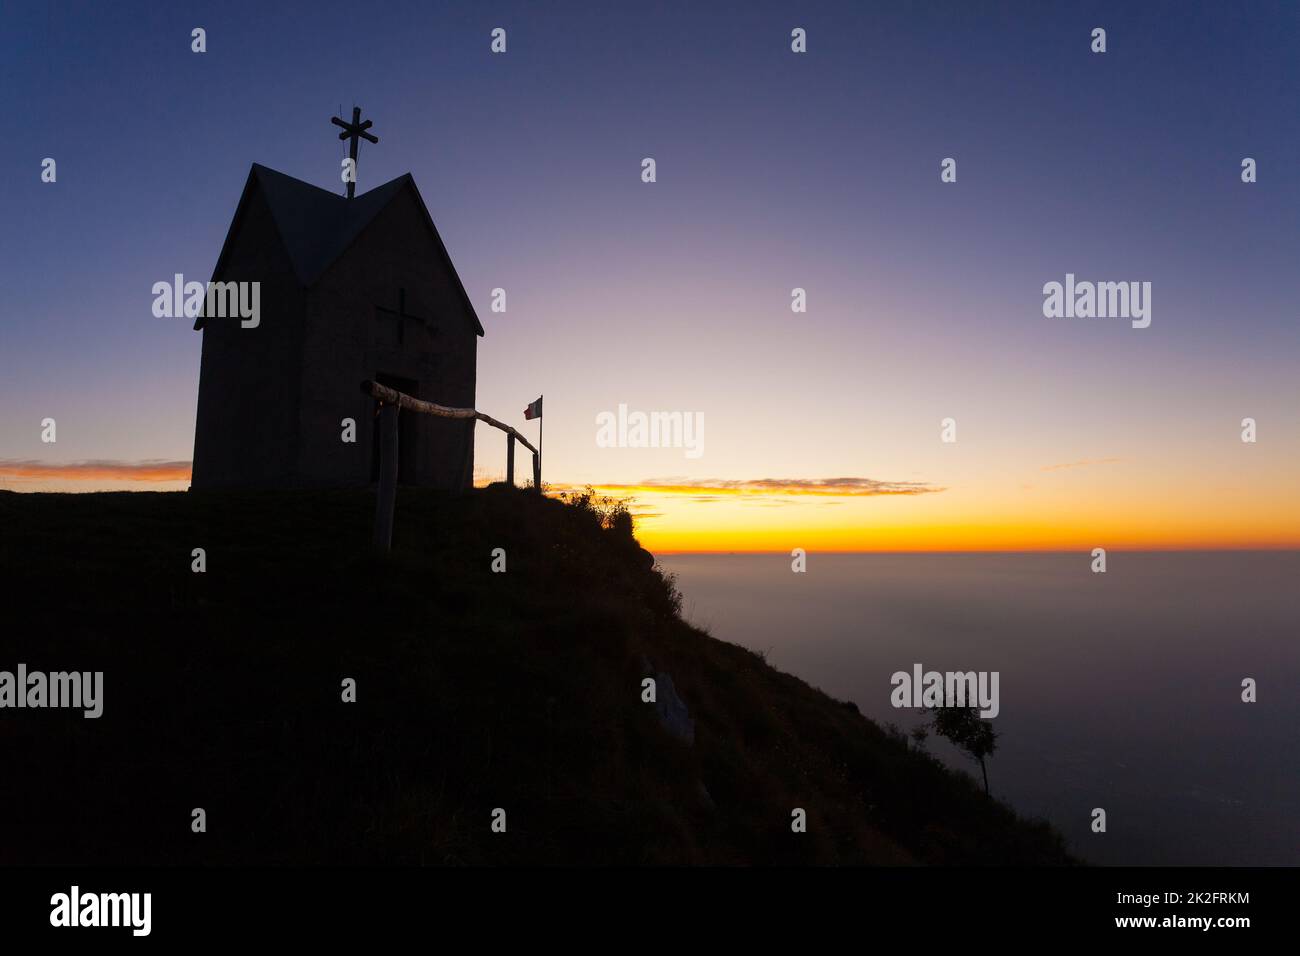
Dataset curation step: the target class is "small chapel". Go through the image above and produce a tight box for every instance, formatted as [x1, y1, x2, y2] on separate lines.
[191, 109, 483, 490]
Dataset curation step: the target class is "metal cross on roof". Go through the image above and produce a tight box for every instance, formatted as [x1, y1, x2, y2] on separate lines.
[331, 106, 379, 199]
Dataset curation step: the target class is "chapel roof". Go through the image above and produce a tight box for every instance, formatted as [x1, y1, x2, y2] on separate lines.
[196, 164, 484, 335]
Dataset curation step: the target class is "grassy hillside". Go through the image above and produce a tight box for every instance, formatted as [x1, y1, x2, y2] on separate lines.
[0, 486, 1071, 865]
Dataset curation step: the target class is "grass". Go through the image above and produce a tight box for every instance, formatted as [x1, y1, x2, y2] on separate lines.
[0, 486, 1073, 865]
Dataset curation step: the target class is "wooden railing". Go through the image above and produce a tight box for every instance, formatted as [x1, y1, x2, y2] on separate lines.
[360, 379, 540, 552]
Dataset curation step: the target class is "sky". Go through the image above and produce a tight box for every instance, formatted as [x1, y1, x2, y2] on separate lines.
[2, 1, 1298, 551]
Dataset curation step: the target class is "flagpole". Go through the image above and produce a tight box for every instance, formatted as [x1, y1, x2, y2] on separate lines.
[538, 394, 543, 485]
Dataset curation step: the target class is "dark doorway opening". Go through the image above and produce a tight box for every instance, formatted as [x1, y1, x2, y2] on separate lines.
[370, 373, 420, 484]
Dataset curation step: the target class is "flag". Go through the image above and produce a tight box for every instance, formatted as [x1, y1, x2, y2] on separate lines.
[524, 396, 543, 420]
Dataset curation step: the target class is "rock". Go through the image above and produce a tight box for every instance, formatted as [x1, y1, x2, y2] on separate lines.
[653, 672, 695, 746]
[696, 780, 716, 811]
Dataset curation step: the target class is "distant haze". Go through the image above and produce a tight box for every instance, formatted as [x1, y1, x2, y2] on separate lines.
[662, 551, 1300, 865]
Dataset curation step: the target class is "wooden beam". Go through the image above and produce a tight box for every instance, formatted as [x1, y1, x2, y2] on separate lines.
[506, 432, 515, 486]
[360, 380, 539, 455]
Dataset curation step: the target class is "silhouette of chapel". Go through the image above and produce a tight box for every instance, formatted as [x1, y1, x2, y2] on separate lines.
[191, 155, 483, 490]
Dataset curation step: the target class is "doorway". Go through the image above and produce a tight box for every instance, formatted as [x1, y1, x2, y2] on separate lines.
[370, 373, 420, 484]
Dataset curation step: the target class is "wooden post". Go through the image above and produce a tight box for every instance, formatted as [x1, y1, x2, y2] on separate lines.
[373, 403, 399, 552]
[458, 419, 474, 495]
[532, 450, 541, 493]
[506, 432, 516, 486]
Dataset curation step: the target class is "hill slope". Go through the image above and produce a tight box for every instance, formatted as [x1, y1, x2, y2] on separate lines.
[0, 487, 1071, 864]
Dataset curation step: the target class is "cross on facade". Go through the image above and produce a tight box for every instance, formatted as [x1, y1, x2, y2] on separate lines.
[375, 288, 435, 345]
[331, 106, 379, 199]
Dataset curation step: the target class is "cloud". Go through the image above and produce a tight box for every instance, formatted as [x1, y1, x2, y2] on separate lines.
[0, 459, 192, 482]
[1040, 457, 1121, 472]
[581, 477, 944, 498]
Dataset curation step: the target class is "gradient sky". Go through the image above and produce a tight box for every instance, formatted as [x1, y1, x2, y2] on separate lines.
[3, 1, 1298, 550]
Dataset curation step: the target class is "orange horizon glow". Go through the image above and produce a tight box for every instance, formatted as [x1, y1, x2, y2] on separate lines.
[0, 459, 192, 483]
[564, 480, 1300, 554]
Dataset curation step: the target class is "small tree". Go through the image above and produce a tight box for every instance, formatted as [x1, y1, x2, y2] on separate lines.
[922, 705, 998, 795]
